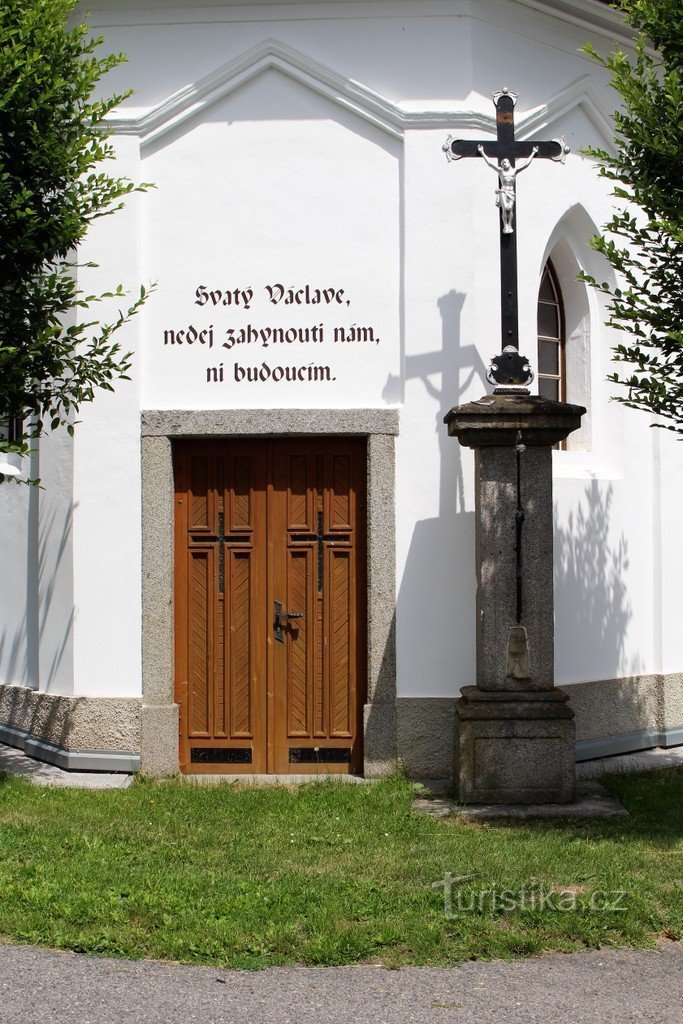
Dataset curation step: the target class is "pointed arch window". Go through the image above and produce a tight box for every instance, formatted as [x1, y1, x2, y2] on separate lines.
[537, 260, 565, 403]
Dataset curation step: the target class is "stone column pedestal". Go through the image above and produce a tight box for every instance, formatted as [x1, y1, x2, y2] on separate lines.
[444, 394, 585, 804]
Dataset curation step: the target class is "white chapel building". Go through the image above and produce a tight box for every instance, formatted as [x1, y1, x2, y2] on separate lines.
[1, 0, 681, 777]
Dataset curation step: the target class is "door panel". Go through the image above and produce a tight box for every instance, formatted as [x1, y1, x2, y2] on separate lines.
[285, 546, 315, 737]
[175, 442, 267, 773]
[271, 439, 365, 774]
[174, 438, 365, 774]
[329, 547, 352, 738]
[188, 545, 213, 737]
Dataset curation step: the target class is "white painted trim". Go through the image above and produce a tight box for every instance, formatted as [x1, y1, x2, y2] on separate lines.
[516, 75, 615, 151]
[508, 0, 630, 45]
[107, 39, 616, 151]
[89, 1, 632, 48]
[108, 38, 407, 142]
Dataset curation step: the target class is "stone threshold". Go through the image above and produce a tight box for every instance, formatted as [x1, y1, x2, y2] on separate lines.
[181, 773, 372, 785]
[0, 743, 374, 789]
[412, 780, 628, 821]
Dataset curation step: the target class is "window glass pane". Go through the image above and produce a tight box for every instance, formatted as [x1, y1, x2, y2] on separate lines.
[539, 269, 556, 302]
[539, 339, 559, 376]
[537, 301, 559, 338]
[8, 417, 23, 444]
[539, 376, 559, 401]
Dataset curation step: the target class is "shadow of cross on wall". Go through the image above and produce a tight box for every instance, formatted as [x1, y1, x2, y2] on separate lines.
[384, 289, 490, 706]
[384, 289, 489, 515]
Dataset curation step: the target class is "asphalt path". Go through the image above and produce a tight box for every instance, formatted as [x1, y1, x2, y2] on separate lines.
[0, 941, 681, 1024]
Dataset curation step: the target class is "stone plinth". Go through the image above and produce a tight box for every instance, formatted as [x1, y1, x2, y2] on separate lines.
[454, 685, 575, 804]
[444, 393, 585, 805]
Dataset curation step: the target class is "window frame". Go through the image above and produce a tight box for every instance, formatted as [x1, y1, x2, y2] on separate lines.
[537, 258, 566, 405]
[7, 417, 23, 445]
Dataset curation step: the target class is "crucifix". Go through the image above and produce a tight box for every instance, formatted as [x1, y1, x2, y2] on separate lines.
[443, 87, 569, 389]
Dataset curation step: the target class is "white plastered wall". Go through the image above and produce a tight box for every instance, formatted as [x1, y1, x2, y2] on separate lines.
[139, 70, 402, 410]
[0, 481, 33, 689]
[68, 135, 144, 698]
[0, 342, 76, 700]
[2, 0, 680, 707]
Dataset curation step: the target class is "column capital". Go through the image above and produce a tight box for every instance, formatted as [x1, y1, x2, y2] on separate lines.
[444, 394, 585, 448]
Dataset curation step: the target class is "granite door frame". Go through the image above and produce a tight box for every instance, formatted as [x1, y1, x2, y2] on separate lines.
[140, 409, 398, 776]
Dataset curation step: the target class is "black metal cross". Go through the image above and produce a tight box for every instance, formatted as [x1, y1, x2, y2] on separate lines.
[444, 88, 568, 388]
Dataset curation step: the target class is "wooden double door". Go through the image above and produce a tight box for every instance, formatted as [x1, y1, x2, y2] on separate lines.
[174, 438, 366, 774]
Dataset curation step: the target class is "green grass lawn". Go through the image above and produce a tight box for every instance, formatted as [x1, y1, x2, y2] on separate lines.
[0, 768, 680, 968]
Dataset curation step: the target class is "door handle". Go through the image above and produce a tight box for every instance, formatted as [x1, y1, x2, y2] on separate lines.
[274, 600, 303, 643]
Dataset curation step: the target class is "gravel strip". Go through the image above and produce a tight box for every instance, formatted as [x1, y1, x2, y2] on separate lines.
[0, 941, 680, 1024]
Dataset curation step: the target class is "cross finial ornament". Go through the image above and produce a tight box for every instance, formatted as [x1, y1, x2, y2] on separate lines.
[443, 89, 569, 391]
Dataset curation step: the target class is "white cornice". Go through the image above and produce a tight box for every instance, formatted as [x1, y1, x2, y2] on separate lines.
[516, 75, 616, 150]
[89, 1, 632, 47]
[107, 39, 616, 152]
[107, 38, 409, 141]
[505, 0, 631, 46]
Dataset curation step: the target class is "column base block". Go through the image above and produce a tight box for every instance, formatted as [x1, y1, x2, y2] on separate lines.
[455, 687, 576, 804]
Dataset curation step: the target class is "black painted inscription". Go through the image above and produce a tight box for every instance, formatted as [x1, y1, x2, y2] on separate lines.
[163, 283, 382, 386]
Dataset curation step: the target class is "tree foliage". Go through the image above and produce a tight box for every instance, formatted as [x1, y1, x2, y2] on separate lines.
[0, 0, 151, 479]
[583, 0, 683, 432]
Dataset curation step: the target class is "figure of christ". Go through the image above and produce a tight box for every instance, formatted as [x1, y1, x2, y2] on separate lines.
[477, 144, 539, 234]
